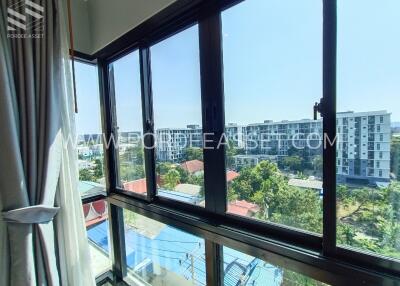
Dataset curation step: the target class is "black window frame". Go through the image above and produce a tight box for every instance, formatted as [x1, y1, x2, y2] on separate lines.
[74, 0, 400, 284]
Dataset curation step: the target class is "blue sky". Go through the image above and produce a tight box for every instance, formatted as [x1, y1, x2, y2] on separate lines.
[75, 0, 400, 135]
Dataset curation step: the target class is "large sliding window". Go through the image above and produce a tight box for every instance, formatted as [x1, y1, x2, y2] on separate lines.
[75, 61, 106, 191]
[336, 0, 400, 260]
[75, 61, 111, 276]
[151, 25, 205, 206]
[122, 209, 206, 285]
[111, 51, 146, 195]
[222, 0, 323, 233]
[222, 246, 326, 285]
[89, 0, 400, 284]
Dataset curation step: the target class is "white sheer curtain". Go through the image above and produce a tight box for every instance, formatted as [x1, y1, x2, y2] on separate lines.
[0, 0, 95, 284]
[54, 2, 95, 285]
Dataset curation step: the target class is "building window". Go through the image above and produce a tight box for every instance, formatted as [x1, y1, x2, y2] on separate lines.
[122, 209, 206, 284]
[151, 25, 205, 206]
[222, 246, 325, 285]
[75, 61, 111, 275]
[336, 0, 399, 260]
[86, 0, 400, 282]
[111, 51, 146, 195]
[221, 0, 323, 233]
[75, 61, 106, 191]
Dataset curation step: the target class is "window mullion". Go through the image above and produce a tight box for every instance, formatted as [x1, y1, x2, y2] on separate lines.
[139, 47, 157, 202]
[98, 59, 127, 281]
[199, 12, 227, 214]
[98, 59, 119, 193]
[205, 240, 224, 286]
[322, 0, 337, 256]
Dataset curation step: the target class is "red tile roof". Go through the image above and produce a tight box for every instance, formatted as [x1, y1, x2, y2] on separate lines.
[85, 214, 107, 228]
[123, 178, 147, 194]
[227, 200, 260, 217]
[180, 160, 204, 174]
[226, 170, 239, 182]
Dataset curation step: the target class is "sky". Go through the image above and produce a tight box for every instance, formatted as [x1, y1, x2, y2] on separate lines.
[75, 0, 400, 135]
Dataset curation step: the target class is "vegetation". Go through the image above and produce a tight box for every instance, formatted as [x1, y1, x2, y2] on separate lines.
[337, 182, 400, 258]
[79, 158, 104, 182]
[183, 147, 203, 161]
[229, 161, 323, 233]
[391, 136, 400, 180]
[119, 145, 145, 182]
[163, 169, 181, 189]
[228, 159, 400, 259]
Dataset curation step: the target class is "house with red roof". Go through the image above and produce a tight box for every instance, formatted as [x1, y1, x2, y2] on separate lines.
[227, 200, 260, 218]
[123, 178, 148, 195]
[226, 170, 239, 183]
[180, 159, 204, 174]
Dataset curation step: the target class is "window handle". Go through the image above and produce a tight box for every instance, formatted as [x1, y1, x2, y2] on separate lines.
[313, 98, 324, 120]
[146, 119, 154, 131]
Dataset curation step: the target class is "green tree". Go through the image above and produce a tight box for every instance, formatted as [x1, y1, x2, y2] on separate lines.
[281, 156, 304, 172]
[156, 162, 173, 175]
[120, 145, 144, 165]
[391, 137, 400, 180]
[230, 160, 323, 233]
[120, 164, 145, 182]
[93, 159, 103, 179]
[312, 155, 323, 177]
[183, 147, 203, 161]
[164, 169, 181, 190]
[176, 166, 189, 183]
[79, 168, 95, 182]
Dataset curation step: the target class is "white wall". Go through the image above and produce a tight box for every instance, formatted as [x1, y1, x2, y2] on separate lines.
[71, 0, 176, 54]
[71, 0, 92, 54]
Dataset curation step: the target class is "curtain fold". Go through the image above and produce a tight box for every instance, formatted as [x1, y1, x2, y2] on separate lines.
[0, 0, 94, 285]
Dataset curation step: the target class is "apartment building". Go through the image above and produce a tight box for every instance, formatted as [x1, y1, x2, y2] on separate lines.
[336, 111, 391, 184]
[244, 118, 323, 159]
[156, 125, 203, 162]
[156, 111, 391, 184]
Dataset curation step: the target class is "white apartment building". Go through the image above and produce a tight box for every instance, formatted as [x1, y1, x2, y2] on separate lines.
[336, 111, 391, 184]
[155, 111, 391, 184]
[156, 125, 202, 162]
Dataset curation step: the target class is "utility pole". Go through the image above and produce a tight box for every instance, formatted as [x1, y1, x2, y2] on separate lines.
[191, 254, 195, 283]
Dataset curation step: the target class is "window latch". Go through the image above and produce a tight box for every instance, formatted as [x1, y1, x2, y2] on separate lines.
[313, 98, 324, 120]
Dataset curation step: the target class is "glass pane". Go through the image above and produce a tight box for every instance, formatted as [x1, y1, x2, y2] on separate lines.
[337, 0, 400, 260]
[223, 246, 328, 285]
[123, 209, 206, 285]
[112, 51, 146, 195]
[151, 25, 205, 206]
[84, 199, 111, 275]
[75, 61, 106, 198]
[222, 0, 323, 233]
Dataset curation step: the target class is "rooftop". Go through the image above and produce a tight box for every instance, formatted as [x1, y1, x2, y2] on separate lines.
[288, 178, 323, 190]
[180, 160, 204, 174]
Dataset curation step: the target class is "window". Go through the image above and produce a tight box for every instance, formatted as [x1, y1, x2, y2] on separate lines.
[84, 200, 112, 276]
[75, 61, 106, 196]
[75, 61, 111, 275]
[222, 0, 323, 233]
[222, 246, 327, 285]
[111, 51, 146, 195]
[337, 0, 399, 260]
[122, 209, 205, 285]
[86, 0, 400, 282]
[151, 25, 205, 206]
